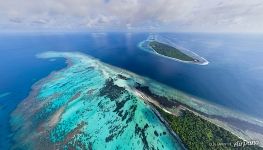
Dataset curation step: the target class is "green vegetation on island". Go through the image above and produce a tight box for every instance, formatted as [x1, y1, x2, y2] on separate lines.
[156, 107, 262, 150]
[149, 41, 198, 62]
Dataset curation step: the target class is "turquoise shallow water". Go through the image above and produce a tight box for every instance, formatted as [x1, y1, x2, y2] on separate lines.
[11, 52, 183, 150]
[3, 33, 263, 149]
[10, 51, 263, 149]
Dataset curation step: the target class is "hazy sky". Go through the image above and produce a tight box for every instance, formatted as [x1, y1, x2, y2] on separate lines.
[1, 0, 263, 32]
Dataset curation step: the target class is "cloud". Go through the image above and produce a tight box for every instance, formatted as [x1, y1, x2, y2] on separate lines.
[0, 0, 263, 32]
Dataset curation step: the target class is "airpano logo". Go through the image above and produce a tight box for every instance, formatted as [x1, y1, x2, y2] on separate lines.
[233, 140, 259, 147]
[209, 140, 260, 147]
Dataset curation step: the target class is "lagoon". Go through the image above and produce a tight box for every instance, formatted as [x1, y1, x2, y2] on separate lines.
[1, 32, 263, 149]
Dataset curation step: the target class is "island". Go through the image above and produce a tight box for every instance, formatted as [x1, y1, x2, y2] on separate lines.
[157, 108, 262, 150]
[135, 84, 263, 150]
[149, 41, 199, 62]
[11, 52, 262, 150]
[138, 36, 209, 65]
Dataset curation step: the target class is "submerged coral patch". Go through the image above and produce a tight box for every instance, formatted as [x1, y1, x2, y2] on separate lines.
[11, 52, 183, 150]
[12, 51, 263, 149]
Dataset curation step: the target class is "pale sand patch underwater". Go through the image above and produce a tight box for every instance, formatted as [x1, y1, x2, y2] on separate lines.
[0, 92, 11, 98]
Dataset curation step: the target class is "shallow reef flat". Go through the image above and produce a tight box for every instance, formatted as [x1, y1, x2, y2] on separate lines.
[10, 52, 184, 150]
[11, 52, 263, 149]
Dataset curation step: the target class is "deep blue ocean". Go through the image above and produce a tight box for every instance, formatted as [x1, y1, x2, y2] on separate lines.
[1, 32, 263, 149]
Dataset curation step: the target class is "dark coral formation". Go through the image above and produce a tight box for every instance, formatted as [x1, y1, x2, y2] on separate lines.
[135, 84, 179, 108]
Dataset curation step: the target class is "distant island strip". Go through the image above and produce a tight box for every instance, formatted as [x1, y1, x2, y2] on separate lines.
[138, 36, 209, 65]
[149, 41, 199, 62]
